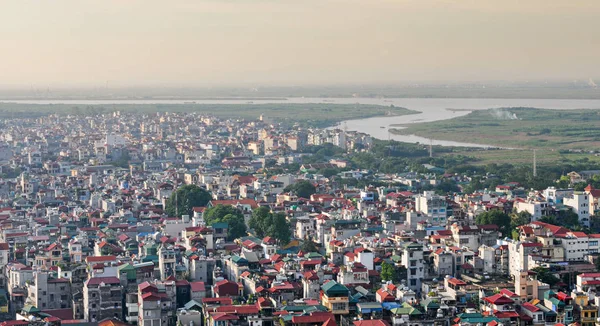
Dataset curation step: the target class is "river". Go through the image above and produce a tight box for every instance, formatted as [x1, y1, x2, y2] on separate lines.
[4, 97, 600, 148]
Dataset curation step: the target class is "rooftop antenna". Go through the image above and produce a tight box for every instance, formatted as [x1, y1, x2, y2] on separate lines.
[533, 149, 537, 177]
[343, 121, 348, 133]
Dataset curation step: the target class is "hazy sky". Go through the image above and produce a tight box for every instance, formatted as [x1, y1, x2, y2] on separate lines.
[1, 0, 599, 87]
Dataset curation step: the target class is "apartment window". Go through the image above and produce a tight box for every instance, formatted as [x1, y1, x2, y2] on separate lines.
[411, 269, 416, 276]
[410, 279, 417, 286]
[460, 239, 469, 244]
[332, 303, 346, 311]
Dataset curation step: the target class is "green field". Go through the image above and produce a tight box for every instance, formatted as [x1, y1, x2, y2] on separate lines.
[0, 102, 418, 128]
[443, 147, 600, 166]
[390, 107, 600, 150]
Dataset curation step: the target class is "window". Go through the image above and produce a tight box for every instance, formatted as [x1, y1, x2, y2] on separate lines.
[410, 279, 417, 286]
[332, 303, 347, 311]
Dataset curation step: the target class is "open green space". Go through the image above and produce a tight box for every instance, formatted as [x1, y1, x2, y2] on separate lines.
[443, 148, 600, 166]
[0, 102, 418, 128]
[390, 107, 600, 150]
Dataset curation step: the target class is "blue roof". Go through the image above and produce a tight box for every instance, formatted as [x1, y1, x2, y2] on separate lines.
[382, 302, 402, 310]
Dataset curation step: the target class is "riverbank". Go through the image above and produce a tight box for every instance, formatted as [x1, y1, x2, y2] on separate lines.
[388, 107, 600, 151]
[0, 102, 418, 129]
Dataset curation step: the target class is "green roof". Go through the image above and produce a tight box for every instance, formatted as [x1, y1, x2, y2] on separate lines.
[117, 263, 134, 271]
[184, 299, 203, 310]
[23, 305, 41, 313]
[457, 313, 500, 323]
[421, 298, 440, 310]
[281, 305, 328, 313]
[404, 242, 422, 249]
[321, 281, 349, 295]
[357, 302, 382, 309]
[305, 252, 323, 258]
[212, 222, 228, 229]
[549, 297, 564, 307]
[231, 255, 248, 265]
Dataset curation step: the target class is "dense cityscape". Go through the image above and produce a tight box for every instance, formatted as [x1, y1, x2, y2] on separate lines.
[0, 109, 600, 326]
[3, 1, 600, 326]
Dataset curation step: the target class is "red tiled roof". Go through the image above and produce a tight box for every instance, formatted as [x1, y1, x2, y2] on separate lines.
[447, 278, 467, 286]
[494, 311, 519, 318]
[354, 321, 390, 326]
[202, 297, 233, 305]
[86, 276, 121, 286]
[190, 281, 206, 292]
[292, 312, 335, 324]
[85, 255, 116, 263]
[484, 294, 514, 305]
[522, 302, 540, 312]
[215, 305, 259, 314]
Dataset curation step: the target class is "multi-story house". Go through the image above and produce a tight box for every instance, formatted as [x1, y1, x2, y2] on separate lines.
[83, 276, 123, 322]
[415, 191, 447, 225]
[320, 281, 349, 316]
[402, 242, 424, 292]
[563, 192, 591, 227]
[26, 272, 72, 310]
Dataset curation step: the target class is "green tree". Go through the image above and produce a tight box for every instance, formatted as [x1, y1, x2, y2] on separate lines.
[538, 215, 558, 224]
[283, 180, 317, 199]
[203, 205, 247, 240]
[476, 210, 511, 237]
[557, 175, 571, 188]
[301, 237, 318, 252]
[249, 207, 271, 237]
[510, 211, 531, 229]
[574, 182, 588, 191]
[531, 266, 560, 286]
[249, 207, 292, 244]
[165, 185, 212, 217]
[318, 167, 340, 178]
[558, 209, 580, 228]
[270, 213, 292, 244]
[380, 261, 397, 282]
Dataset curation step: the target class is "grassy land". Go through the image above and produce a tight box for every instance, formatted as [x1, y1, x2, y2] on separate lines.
[0, 102, 418, 128]
[390, 107, 600, 150]
[443, 148, 600, 166]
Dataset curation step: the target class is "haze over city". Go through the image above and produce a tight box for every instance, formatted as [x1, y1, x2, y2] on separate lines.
[1, 0, 600, 88]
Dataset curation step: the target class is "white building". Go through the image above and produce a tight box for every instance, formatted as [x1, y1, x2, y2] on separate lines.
[561, 231, 589, 261]
[563, 193, 591, 227]
[514, 200, 550, 221]
[415, 191, 447, 225]
[402, 242, 424, 291]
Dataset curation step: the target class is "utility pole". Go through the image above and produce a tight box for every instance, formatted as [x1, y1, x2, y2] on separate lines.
[429, 139, 433, 158]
